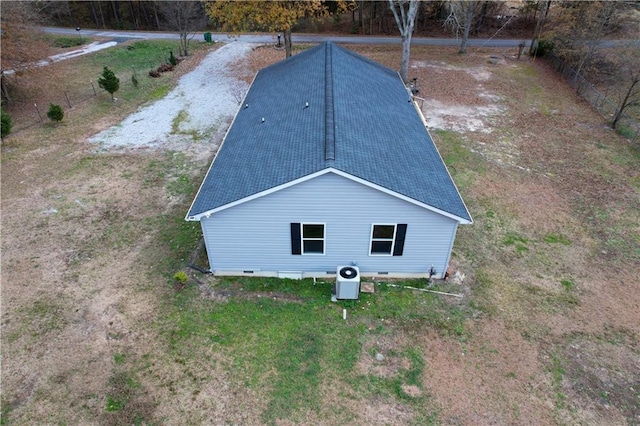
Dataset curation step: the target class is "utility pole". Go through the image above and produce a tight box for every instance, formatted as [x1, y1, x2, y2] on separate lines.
[530, 0, 551, 56]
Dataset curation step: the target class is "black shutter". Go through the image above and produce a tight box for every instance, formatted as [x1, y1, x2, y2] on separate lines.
[290, 223, 301, 255]
[393, 224, 407, 256]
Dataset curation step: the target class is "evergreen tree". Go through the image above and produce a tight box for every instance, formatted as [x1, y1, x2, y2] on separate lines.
[98, 66, 120, 100]
[168, 50, 178, 66]
[1, 109, 13, 137]
[47, 103, 64, 122]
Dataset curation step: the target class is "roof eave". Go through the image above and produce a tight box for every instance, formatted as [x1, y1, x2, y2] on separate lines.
[184, 71, 260, 222]
[187, 168, 472, 224]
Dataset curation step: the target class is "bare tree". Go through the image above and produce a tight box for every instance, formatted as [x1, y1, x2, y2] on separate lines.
[444, 0, 481, 54]
[156, 1, 207, 56]
[388, 0, 419, 84]
[611, 42, 640, 130]
[550, 1, 621, 86]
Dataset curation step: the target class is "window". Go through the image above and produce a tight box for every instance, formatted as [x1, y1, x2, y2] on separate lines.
[370, 224, 395, 255]
[370, 224, 407, 256]
[291, 223, 325, 255]
[302, 224, 324, 254]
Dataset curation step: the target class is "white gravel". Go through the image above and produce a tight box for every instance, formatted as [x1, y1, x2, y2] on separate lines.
[89, 42, 254, 149]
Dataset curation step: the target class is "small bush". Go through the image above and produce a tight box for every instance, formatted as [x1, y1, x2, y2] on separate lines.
[174, 271, 188, 284]
[47, 103, 64, 122]
[615, 123, 636, 139]
[1, 109, 13, 138]
[157, 63, 174, 73]
[532, 38, 554, 58]
[168, 50, 178, 66]
[98, 66, 120, 101]
[148, 70, 161, 78]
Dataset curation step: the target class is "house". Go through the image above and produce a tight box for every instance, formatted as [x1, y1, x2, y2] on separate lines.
[186, 42, 472, 279]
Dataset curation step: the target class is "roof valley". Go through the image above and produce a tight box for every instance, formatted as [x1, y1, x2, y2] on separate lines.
[324, 43, 336, 163]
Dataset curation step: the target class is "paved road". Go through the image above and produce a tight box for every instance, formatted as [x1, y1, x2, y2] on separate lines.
[47, 26, 636, 49]
[43, 26, 532, 48]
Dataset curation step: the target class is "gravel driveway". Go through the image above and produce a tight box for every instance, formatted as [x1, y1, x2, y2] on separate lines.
[89, 42, 253, 149]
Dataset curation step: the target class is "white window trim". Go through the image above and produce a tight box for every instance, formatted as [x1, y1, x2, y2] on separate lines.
[301, 222, 326, 255]
[369, 223, 396, 256]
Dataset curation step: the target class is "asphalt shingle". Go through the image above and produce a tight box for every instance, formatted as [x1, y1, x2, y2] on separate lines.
[187, 42, 472, 223]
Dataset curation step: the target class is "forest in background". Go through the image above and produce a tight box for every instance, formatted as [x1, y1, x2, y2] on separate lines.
[2, 1, 639, 137]
[28, 0, 538, 38]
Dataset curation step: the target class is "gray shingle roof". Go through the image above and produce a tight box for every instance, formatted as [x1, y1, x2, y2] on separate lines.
[187, 42, 472, 223]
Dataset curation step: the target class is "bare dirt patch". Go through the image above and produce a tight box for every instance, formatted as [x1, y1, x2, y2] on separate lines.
[1, 42, 242, 424]
[413, 58, 508, 134]
[355, 45, 639, 424]
[420, 322, 553, 425]
[558, 333, 640, 425]
[356, 332, 413, 379]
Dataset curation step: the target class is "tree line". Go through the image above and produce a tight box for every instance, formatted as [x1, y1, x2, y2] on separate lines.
[36, 1, 530, 36]
[1, 1, 638, 135]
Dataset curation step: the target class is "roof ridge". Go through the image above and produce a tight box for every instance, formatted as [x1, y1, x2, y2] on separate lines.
[186, 42, 472, 223]
[324, 42, 335, 162]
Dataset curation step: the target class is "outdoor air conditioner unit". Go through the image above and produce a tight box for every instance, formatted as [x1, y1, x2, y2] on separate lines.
[334, 265, 360, 300]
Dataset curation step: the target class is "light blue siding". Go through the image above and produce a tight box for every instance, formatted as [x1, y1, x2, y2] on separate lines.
[201, 172, 459, 277]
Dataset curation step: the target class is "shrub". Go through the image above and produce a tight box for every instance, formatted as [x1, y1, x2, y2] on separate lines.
[157, 63, 174, 73]
[174, 271, 188, 284]
[1, 109, 13, 138]
[98, 66, 120, 100]
[46, 103, 64, 122]
[148, 70, 161, 78]
[615, 123, 635, 139]
[532, 37, 554, 58]
[168, 50, 178, 66]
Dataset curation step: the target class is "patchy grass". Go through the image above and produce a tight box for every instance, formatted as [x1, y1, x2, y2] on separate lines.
[102, 368, 154, 425]
[2, 42, 639, 426]
[156, 275, 469, 424]
[503, 232, 529, 251]
[48, 35, 92, 48]
[552, 329, 640, 423]
[86, 39, 186, 75]
[5, 297, 71, 345]
[616, 123, 637, 139]
[4, 39, 217, 133]
[431, 129, 484, 192]
[543, 233, 572, 245]
[548, 354, 567, 410]
[171, 109, 215, 141]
